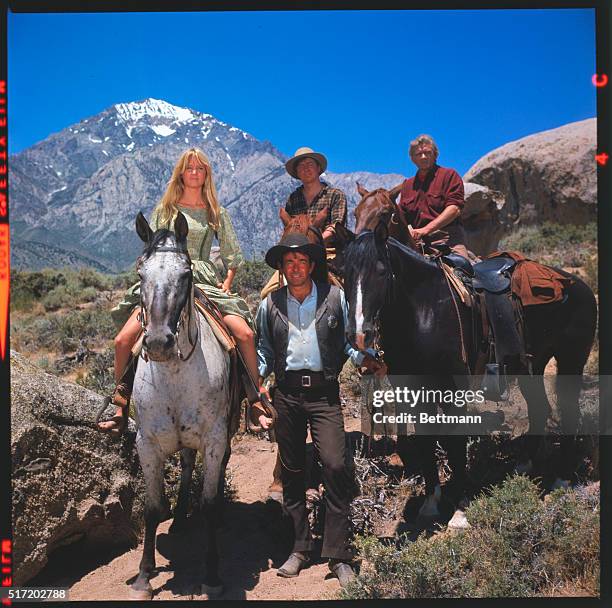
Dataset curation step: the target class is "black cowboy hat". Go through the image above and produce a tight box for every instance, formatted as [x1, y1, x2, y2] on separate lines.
[265, 233, 326, 270]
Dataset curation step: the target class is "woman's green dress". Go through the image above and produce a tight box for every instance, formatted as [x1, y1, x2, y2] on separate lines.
[110, 204, 254, 330]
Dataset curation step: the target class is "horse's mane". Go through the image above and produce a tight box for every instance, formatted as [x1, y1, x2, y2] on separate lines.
[344, 232, 438, 290]
[344, 232, 388, 288]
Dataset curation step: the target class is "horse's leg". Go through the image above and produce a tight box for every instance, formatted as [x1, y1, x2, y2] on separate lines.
[131, 439, 165, 600]
[553, 356, 587, 485]
[170, 448, 196, 534]
[415, 434, 442, 519]
[198, 429, 227, 597]
[516, 355, 552, 473]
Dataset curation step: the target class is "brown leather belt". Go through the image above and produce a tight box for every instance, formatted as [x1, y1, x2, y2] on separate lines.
[279, 370, 335, 391]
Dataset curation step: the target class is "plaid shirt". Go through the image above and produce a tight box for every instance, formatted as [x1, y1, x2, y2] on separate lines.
[284, 181, 348, 227]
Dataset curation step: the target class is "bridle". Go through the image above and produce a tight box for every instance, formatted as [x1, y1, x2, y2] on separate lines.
[136, 245, 199, 363]
[351, 229, 396, 364]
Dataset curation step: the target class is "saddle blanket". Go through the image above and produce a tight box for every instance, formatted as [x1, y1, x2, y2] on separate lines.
[487, 250, 574, 306]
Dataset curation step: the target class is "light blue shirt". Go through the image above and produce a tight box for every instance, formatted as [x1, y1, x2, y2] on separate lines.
[256, 281, 365, 378]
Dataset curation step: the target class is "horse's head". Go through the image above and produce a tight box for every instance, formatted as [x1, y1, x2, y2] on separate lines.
[278, 206, 329, 282]
[135, 211, 193, 361]
[344, 221, 393, 351]
[279, 206, 327, 245]
[354, 183, 415, 249]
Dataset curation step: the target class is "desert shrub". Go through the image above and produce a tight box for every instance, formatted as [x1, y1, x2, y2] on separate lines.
[233, 259, 273, 295]
[72, 267, 113, 291]
[500, 222, 597, 255]
[11, 269, 67, 311]
[76, 348, 115, 395]
[41, 285, 76, 311]
[341, 475, 599, 599]
[110, 269, 139, 290]
[12, 267, 117, 311]
[15, 308, 116, 353]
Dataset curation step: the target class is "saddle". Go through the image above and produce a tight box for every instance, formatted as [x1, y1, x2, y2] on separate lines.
[440, 249, 574, 400]
[438, 252, 521, 400]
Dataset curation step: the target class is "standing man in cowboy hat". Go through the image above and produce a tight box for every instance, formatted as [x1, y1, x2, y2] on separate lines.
[252, 233, 385, 587]
[284, 146, 348, 244]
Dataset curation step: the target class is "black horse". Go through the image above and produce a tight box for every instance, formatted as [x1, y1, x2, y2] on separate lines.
[343, 219, 597, 521]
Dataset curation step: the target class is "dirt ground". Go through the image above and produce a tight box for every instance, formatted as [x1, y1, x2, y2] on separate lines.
[66, 433, 349, 601]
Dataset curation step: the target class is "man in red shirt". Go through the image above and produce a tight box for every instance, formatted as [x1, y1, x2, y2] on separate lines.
[398, 135, 469, 258]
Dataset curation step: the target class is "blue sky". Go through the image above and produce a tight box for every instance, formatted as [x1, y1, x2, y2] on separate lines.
[8, 9, 596, 177]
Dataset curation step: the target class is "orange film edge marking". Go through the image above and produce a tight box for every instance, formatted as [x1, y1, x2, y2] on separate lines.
[0, 225, 8, 360]
[592, 73, 608, 87]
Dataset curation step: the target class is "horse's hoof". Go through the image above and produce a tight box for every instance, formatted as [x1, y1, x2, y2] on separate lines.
[201, 582, 223, 598]
[129, 585, 153, 600]
[447, 509, 471, 532]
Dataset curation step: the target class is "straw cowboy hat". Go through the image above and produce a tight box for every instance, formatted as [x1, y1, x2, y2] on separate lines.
[265, 233, 326, 270]
[285, 146, 328, 179]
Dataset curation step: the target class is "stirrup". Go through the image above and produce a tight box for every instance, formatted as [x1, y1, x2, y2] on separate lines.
[481, 363, 509, 401]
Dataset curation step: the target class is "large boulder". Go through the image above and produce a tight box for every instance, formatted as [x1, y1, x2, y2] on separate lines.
[11, 351, 144, 585]
[464, 118, 596, 226]
[462, 182, 507, 256]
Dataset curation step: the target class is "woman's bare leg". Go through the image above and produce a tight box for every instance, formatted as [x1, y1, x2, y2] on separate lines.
[98, 307, 142, 431]
[222, 314, 259, 386]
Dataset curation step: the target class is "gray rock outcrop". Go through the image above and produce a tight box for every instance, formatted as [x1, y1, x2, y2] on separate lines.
[462, 182, 507, 256]
[11, 351, 143, 585]
[464, 118, 596, 226]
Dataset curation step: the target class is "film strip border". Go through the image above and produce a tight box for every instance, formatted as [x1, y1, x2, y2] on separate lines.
[1, 4, 10, 604]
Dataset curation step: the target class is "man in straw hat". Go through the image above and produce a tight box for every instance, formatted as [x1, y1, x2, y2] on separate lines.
[251, 233, 386, 587]
[284, 146, 348, 243]
[259, 146, 348, 300]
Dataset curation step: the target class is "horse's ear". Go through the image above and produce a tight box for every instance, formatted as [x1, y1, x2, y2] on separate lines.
[374, 219, 389, 244]
[389, 183, 403, 203]
[174, 211, 189, 243]
[356, 182, 369, 198]
[136, 212, 153, 243]
[313, 206, 328, 229]
[279, 207, 291, 226]
[334, 222, 355, 246]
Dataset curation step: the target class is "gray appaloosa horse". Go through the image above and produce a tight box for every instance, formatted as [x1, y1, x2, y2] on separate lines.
[130, 211, 232, 600]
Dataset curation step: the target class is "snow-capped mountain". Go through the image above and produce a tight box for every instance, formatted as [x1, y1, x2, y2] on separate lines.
[10, 98, 403, 270]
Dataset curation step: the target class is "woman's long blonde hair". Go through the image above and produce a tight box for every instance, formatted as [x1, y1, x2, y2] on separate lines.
[155, 147, 221, 231]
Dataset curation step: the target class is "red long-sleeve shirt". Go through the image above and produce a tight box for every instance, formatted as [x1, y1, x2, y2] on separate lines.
[398, 164, 465, 229]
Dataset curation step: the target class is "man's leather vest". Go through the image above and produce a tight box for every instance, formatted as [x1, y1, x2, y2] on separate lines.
[266, 282, 348, 383]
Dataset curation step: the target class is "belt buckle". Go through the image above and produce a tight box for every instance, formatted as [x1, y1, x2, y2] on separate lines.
[301, 375, 311, 387]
